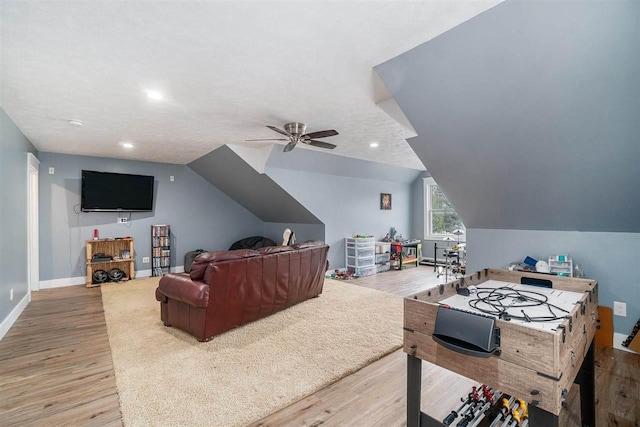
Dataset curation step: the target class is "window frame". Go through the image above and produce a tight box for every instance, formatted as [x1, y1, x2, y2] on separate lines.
[423, 177, 465, 240]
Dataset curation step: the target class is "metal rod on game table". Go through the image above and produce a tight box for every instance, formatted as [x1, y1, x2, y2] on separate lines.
[455, 402, 477, 427]
[468, 400, 492, 427]
[443, 398, 470, 425]
[488, 413, 504, 427]
[444, 385, 481, 426]
[490, 395, 514, 427]
[499, 414, 512, 427]
[458, 396, 492, 427]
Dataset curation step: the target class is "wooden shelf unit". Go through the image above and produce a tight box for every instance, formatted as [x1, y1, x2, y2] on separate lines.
[85, 238, 135, 287]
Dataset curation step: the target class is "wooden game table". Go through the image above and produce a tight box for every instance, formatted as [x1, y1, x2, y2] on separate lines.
[404, 269, 598, 427]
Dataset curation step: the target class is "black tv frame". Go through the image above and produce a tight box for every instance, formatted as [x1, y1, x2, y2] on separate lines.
[81, 170, 154, 212]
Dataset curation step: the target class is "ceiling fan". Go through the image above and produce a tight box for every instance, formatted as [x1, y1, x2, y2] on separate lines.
[246, 122, 338, 152]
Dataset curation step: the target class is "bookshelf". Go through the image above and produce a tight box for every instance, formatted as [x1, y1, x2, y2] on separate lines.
[151, 225, 171, 276]
[85, 238, 135, 287]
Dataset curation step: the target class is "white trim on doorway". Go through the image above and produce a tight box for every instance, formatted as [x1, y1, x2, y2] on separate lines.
[27, 153, 40, 293]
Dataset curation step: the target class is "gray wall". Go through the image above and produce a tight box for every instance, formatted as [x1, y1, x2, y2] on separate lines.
[265, 166, 414, 269]
[374, 0, 640, 336]
[189, 146, 322, 224]
[265, 148, 420, 268]
[38, 152, 264, 281]
[376, 0, 640, 232]
[263, 222, 325, 247]
[187, 143, 421, 268]
[0, 108, 38, 324]
[467, 228, 640, 336]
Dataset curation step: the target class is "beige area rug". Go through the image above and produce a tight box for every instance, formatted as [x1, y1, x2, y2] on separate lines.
[101, 277, 403, 426]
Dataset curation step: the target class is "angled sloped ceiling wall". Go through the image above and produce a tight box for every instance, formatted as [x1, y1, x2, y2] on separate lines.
[375, 0, 640, 232]
[190, 144, 422, 268]
[375, 0, 640, 338]
[189, 145, 322, 224]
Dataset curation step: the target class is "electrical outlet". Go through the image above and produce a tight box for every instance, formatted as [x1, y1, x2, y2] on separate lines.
[613, 301, 627, 317]
[170, 175, 174, 182]
[117, 217, 128, 224]
[48, 167, 54, 174]
[10, 288, 13, 301]
[143, 257, 150, 264]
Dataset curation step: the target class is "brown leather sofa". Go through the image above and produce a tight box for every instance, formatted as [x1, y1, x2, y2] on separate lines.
[155, 240, 329, 341]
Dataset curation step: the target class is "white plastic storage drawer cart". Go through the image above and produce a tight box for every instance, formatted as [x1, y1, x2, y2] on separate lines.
[345, 237, 376, 277]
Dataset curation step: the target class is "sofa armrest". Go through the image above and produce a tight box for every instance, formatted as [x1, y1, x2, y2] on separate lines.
[157, 274, 210, 308]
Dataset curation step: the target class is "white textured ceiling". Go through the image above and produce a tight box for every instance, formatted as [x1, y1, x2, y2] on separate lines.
[0, 0, 501, 169]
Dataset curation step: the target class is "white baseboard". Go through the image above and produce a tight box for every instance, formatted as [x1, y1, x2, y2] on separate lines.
[38, 266, 185, 288]
[39, 276, 85, 289]
[614, 332, 638, 353]
[136, 265, 184, 279]
[137, 269, 152, 278]
[0, 293, 30, 341]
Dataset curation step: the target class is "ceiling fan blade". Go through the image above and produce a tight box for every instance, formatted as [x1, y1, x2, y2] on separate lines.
[266, 125, 292, 137]
[245, 138, 289, 141]
[283, 141, 297, 152]
[302, 129, 338, 139]
[306, 139, 337, 150]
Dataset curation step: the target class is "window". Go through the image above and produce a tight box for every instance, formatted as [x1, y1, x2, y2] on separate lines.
[424, 178, 465, 239]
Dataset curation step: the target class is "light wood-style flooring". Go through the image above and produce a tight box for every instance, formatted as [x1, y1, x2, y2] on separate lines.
[0, 285, 121, 426]
[0, 265, 638, 426]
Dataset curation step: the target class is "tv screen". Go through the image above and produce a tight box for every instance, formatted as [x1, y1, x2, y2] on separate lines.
[81, 170, 154, 212]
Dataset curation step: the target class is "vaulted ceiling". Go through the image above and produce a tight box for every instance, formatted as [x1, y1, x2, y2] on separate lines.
[0, 0, 502, 170]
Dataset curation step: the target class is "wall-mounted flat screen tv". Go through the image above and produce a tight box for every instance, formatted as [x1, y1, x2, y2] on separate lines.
[81, 170, 154, 212]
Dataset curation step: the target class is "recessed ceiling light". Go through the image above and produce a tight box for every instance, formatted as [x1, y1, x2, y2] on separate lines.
[145, 90, 164, 100]
[369, 142, 379, 148]
[67, 119, 84, 127]
[120, 142, 134, 149]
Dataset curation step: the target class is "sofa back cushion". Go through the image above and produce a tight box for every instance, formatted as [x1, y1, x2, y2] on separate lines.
[257, 245, 294, 255]
[292, 240, 325, 249]
[190, 249, 261, 280]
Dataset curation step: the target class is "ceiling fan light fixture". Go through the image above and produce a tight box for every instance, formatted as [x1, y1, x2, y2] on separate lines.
[248, 122, 339, 152]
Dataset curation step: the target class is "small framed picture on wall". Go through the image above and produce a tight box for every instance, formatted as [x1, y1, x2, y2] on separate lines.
[380, 193, 392, 210]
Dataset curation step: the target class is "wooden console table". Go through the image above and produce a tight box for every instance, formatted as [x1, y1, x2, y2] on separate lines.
[404, 269, 598, 426]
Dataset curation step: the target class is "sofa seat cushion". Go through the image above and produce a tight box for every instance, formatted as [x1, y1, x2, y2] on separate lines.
[158, 274, 210, 308]
[190, 249, 261, 280]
